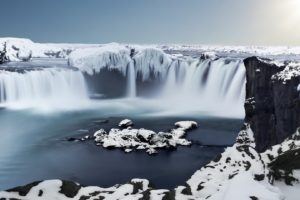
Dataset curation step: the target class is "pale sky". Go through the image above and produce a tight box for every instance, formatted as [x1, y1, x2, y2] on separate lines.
[1, 0, 300, 45]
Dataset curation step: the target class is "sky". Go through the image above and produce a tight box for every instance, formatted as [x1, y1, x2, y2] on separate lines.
[1, 0, 300, 45]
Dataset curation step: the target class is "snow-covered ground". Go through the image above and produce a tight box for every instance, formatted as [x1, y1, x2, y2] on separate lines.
[0, 37, 100, 62]
[2, 37, 300, 63]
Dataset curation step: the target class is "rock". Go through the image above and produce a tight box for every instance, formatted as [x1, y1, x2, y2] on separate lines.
[125, 149, 133, 153]
[90, 120, 197, 154]
[65, 137, 80, 142]
[0, 42, 8, 64]
[118, 119, 133, 128]
[174, 121, 198, 130]
[93, 128, 106, 138]
[244, 57, 300, 152]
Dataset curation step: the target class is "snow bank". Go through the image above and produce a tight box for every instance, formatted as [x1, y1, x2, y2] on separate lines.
[0, 179, 151, 200]
[186, 124, 270, 199]
[0, 38, 69, 61]
[209, 172, 283, 200]
[161, 44, 300, 58]
[272, 63, 300, 83]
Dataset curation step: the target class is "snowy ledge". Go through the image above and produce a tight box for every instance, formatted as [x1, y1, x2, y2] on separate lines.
[272, 63, 300, 83]
[78, 119, 198, 155]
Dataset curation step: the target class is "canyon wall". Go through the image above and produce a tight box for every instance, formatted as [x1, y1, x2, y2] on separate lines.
[244, 57, 300, 152]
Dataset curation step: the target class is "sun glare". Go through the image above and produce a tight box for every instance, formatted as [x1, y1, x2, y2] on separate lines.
[287, 0, 300, 17]
[272, 0, 300, 30]
[285, 0, 300, 20]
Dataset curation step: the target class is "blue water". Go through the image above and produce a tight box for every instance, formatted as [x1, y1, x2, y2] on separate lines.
[0, 107, 242, 190]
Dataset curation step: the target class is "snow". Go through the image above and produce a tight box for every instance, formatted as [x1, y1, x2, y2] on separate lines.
[161, 44, 300, 58]
[209, 172, 284, 200]
[2, 37, 300, 65]
[261, 128, 300, 163]
[0, 179, 152, 200]
[272, 63, 300, 83]
[0, 38, 67, 61]
[274, 171, 300, 200]
[183, 126, 300, 200]
[0, 37, 104, 63]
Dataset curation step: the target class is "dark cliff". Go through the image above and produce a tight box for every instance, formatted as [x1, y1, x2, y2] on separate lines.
[244, 57, 300, 152]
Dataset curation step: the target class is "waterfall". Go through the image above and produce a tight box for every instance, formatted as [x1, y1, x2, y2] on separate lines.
[0, 68, 89, 109]
[157, 58, 246, 116]
[0, 53, 246, 116]
[163, 61, 178, 95]
[126, 61, 136, 98]
[160, 58, 245, 102]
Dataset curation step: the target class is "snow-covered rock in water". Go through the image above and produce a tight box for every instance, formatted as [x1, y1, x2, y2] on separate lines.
[175, 121, 198, 130]
[81, 120, 196, 154]
[118, 119, 133, 128]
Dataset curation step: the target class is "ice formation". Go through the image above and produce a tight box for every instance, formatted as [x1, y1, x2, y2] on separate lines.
[68, 43, 131, 76]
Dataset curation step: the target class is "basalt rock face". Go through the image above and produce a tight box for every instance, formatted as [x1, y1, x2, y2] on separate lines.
[244, 56, 300, 152]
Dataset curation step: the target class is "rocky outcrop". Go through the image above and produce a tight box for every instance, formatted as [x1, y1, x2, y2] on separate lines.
[244, 57, 300, 152]
[76, 119, 198, 155]
[0, 42, 8, 64]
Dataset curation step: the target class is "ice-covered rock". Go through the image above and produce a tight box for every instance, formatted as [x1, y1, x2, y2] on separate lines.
[175, 121, 198, 130]
[118, 119, 133, 128]
[82, 120, 196, 154]
[68, 44, 174, 81]
[68, 43, 131, 75]
[133, 47, 172, 81]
